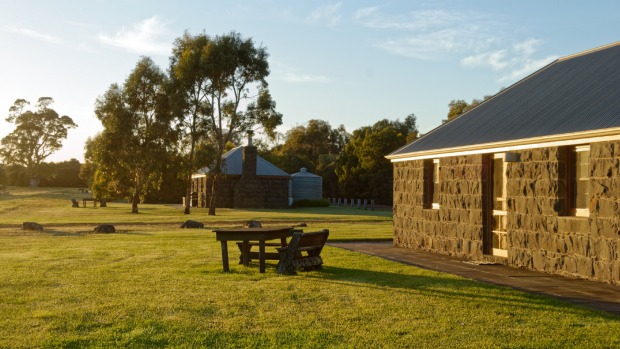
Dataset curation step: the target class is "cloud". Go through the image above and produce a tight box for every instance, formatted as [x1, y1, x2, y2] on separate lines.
[461, 38, 557, 81]
[353, 6, 558, 82]
[282, 72, 330, 83]
[461, 50, 508, 70]
[306, 3, 342, 26]
[98, 16, 173, 55]
[8, 26, 63, 44]
[377, 28, 495, 60]
[355, 8, 468, 31]
[354, 7, 498, 59]
[498, 55, 558, 82]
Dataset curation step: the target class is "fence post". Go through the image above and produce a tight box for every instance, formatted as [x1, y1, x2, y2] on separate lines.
[371, 199, 375, 211]
[357, 199, 361, 209]
[363, 199, 368, 210]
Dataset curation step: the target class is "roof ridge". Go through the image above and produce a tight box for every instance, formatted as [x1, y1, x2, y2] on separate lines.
[558, 41, 620, 62]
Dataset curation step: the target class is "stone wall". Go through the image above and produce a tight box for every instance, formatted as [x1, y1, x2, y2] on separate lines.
[196, 175, 289, 209]
[393, 142, 620, 284]
[393, 155, 485, 259]
[507, 144, 620, 283]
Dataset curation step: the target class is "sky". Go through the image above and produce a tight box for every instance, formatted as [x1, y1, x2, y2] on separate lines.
[0, 1, 618, 162]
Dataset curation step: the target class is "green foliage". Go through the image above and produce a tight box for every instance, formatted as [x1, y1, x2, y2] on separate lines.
[89, 57, 176, 212]
[0, 98, 77, 185]
[264, 119, 348, 197]
[38, 159, 85, 187]
[336, 114, 418, 204]
[291, 199, 330, 208]
[169, 31, 282, 215]
[0, 164, 7, 186]
[445, 92, 498, 122]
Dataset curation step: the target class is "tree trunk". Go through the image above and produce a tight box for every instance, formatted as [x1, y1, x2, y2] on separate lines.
[131, 177, 142, 214]
[184, 174, 192, 214]
[208, 173, 218, 216]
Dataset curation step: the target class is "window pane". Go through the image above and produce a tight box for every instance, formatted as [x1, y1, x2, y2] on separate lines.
[493, 157, 504, 210]
[432, 161, 439, 204]
[574, 149, 590, 210]
[576, 179, 589, 209]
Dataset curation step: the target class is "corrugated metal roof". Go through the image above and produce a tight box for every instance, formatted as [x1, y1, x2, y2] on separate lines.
[389, 42, 620, 157]
[196, 146, 289, 177]
[291, 167, 321, 178]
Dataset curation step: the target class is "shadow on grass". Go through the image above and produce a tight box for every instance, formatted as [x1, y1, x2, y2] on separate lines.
[309, 266, 618, 319]
[38, 229, 153, 236]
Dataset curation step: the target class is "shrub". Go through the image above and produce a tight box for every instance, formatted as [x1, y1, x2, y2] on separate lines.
[291, 199, 329, 208]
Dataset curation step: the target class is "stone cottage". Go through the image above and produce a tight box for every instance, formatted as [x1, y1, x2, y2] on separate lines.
[192, 142, 290, 209]
[386, 42, 620, 284]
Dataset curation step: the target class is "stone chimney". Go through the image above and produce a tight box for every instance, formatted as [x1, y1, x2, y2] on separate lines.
[242, 132, 257, 178]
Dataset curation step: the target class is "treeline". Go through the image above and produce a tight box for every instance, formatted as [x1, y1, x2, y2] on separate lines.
[261, 115, 418, 205]
[0, 115, 418, 205]
[0, 159, 85, 188]
[0, 30, 425, 208]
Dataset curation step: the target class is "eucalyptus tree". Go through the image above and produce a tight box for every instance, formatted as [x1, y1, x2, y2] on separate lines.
[0, 98, 77, 186]
[92, 57, 175, 213]
[336, 114, 418, 204]
[170, 31, 282, 215]
[270, 119, 348, 197]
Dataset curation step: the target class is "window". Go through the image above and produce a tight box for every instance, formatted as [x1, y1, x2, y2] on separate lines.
[567, 145, 590, 217]
[491, 153, 508, 257]
[492, 155, 506, 211]
[423, 159, 439, 209]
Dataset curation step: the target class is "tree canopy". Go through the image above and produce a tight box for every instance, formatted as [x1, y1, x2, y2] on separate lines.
[336, 114, 418, 204]
[0, 97, 76, 186]
[89, 57, 176, 213]
[263, 119, 348, 197]
[170, 31, 282, 215]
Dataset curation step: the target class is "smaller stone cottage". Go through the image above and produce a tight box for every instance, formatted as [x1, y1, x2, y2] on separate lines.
[192, 142, 290, 209]
[387, 42, 620, 284]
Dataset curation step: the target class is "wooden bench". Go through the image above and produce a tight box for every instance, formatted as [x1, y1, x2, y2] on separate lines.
[277, 229, 329, 275]
[236, 229, 302, 264]
[71, 198, 80, 208]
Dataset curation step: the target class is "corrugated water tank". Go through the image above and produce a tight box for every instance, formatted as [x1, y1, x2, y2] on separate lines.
[291, 167, 322, 201]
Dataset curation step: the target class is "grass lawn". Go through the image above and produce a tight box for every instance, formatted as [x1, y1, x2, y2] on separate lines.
[1, 187, 619, 348]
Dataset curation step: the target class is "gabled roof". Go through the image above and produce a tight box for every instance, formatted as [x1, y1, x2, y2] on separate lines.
[388, 42, 620, 160]
[195, 146, 289, 177]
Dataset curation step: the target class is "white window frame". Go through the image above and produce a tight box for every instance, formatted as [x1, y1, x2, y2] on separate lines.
[432, 159, 440, 209]
[572, 145, 591, 218]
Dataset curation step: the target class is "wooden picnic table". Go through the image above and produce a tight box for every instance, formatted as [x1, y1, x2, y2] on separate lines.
[82, 198, 97, 207]
[212, 227, 293, 273]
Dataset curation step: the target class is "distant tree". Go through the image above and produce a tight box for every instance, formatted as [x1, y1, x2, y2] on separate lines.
[170, 31, 282, 215]
[0, 164, 7, 187]
[266, 119, 348, 197]
[0, 98, 77, 186]
[445, 91, 502, 122]
[336, 114, 418, 204]
[38, 159, 85, 187]
[91, 57, 176, 213]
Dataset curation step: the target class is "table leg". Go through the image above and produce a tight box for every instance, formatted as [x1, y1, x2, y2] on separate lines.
[242, 240, 250, 266]
[259, 240, 266, 273]
[220, 241, 229, 272]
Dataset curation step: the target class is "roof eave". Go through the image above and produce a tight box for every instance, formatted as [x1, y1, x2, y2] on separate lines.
[386, 126, 620, 162]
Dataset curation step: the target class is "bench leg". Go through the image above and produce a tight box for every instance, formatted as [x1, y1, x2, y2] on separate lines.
[259, 240, 266, 273]
[221, 241, 230, 272]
